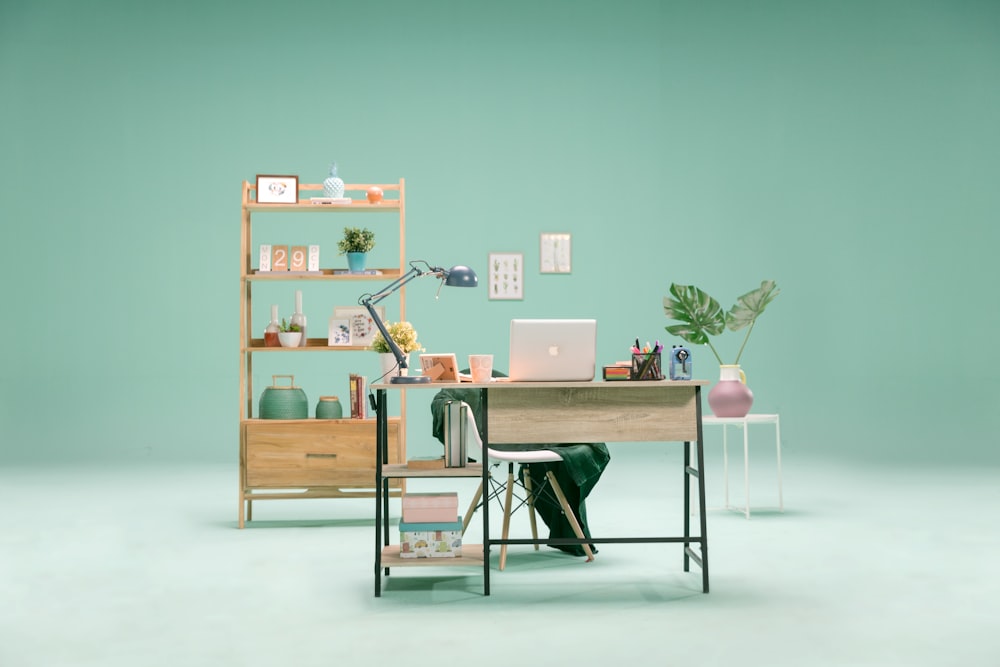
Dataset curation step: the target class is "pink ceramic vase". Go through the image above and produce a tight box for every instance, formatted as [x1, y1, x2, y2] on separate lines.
[707, 365, 753, 417]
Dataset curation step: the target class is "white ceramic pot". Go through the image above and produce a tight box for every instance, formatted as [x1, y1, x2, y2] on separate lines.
[278, 331, 303, 348]
[379, 352, 409, 378]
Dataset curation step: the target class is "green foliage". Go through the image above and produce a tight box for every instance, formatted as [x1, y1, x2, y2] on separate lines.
[337, 226, 375, 254]
[279, 318, 301, 333]
[662, 280, 780, 365]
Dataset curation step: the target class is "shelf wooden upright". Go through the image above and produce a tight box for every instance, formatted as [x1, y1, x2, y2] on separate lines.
[238, 180, 408, 528]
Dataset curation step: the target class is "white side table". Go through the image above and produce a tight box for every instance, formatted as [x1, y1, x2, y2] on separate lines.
[701, 414, 783, 519]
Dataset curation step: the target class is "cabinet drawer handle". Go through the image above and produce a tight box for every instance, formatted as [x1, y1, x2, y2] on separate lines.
[306, 453, 337, 459]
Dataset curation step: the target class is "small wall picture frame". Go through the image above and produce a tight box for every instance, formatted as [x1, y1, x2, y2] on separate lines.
[334, 306, 386, 347]
[255, 174, 299, 204]
[328, 318, 351, 346]
[540, 233, 571, 273]
[488, 252, 524, 300]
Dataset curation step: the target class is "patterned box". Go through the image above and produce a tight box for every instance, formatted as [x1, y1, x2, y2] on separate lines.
[399, 517, 463, 558]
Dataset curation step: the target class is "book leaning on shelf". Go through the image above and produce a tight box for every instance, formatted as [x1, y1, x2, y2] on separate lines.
[442, 400, 468, 468]
[348, 373, 368, 419]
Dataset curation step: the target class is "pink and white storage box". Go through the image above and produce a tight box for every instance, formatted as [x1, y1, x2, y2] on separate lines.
[398, 517, 463, 558]
[401, 492, 459, 523]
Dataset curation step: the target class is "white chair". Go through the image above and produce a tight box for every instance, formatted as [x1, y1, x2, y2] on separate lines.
[455, 402, 595, 570]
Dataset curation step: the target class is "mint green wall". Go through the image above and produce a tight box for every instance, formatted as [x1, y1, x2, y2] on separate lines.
[2, 0, 997, 465]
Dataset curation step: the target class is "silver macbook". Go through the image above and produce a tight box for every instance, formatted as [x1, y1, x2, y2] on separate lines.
[507, 319, 597, 382]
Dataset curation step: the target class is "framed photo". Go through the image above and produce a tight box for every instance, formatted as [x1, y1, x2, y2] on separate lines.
[488, 252, 524, 300]
[328, 318, 351, 346]
[540, 232, 571, 273]
[334, 306, 385, 347]
[418, 353, 460, 383]
[255, 174, 299, 204]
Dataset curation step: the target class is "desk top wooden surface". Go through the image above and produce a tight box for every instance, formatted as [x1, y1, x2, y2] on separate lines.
[371, 379, 709, 389]
[373, 379, 707, 443]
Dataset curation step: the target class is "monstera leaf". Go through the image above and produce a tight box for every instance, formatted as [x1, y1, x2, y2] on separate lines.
[726, 280, 780, 364]
[663, 280, 780, 365]
[662, 283, 727, 364]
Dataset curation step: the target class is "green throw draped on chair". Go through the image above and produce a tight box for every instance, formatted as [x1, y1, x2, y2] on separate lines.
[430, 375, 610, 557]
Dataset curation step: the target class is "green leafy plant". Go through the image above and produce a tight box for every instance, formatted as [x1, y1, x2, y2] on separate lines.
[662, 280, 780, 365]
[337, 226, 375, 254]
[278, 318, 301, 333]
[370, 321, 422, 354]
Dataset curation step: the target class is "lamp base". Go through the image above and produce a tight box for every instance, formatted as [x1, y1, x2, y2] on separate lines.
[389, 375, 431, 384]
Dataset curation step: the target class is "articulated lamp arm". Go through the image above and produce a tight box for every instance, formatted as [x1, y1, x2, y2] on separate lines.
[357, 260, 478, 384]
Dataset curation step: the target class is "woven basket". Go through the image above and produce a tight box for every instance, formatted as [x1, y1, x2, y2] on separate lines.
[315, 396, 343, 419]
[259, 375, 308, 419]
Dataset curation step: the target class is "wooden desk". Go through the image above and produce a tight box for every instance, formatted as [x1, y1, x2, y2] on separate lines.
[373, 379, 710, 597]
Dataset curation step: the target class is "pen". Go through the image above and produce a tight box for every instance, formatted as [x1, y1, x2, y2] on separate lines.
[637, 348, 657, 379]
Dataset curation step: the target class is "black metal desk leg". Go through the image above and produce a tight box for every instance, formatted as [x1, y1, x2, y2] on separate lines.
[481, 387, 491, 596]
[374, 388, 387, 597]
[683, 441, 691, 572]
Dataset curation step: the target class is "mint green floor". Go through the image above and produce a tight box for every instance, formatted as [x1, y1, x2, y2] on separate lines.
[3, 448, 997, 667]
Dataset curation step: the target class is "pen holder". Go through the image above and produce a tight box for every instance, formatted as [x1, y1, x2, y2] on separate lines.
[630, 352, 663, 380]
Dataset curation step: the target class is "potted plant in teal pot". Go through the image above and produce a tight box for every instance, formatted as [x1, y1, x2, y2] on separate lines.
[662, 280, 780, 417]
[337, 226, 375, 273]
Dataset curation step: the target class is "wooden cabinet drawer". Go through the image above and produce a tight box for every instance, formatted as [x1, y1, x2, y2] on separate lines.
[243, 419, 401, 488]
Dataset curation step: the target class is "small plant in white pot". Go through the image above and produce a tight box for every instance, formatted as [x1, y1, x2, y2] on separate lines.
[662, 280, 780, 417]
[337, 226, 375, 273]
[277, 318, 303, 348]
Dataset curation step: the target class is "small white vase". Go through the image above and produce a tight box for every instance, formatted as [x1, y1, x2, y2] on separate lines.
[379, 352, 409, 378]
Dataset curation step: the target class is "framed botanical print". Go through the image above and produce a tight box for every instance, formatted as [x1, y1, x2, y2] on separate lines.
[327, 318, 351, 346]
[540, 232, 571, 273]
[488, 252, 523, 300]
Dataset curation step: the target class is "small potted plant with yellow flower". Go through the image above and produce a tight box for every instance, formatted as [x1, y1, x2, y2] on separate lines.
[370, 321, 423, 377]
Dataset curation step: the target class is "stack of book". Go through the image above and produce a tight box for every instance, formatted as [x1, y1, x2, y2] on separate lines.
[603, 361, 632, 381]
[348, 373, 368, 418]
[442, 400, 469, 467]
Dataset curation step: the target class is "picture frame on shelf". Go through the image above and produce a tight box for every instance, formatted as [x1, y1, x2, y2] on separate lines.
[328, 318, 352, 346]
[255, 175, 299, 204]
[540, 232, 571, 273]
[334, 305, 385, 347]
[488, 252, 524, 300]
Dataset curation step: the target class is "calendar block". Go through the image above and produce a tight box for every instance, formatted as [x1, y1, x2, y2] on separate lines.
[289, 245, 308, 272]
[271, 245, 289, 271]
[259, 245, 271, 272]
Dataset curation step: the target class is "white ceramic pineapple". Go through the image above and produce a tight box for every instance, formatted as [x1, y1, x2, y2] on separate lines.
[323, 162, 345, 198]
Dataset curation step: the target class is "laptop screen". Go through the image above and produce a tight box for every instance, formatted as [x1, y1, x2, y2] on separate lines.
[507, 319, 597, 382]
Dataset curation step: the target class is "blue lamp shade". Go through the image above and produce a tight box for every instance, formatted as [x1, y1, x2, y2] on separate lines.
[444, 265, 478, 287]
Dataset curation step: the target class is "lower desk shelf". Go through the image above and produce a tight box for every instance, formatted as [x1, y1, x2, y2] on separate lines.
[381, 462, 483, 478]
[380, 544, 484, 568]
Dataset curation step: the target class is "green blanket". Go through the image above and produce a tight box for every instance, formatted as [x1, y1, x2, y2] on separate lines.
[430, 383, 610, 556]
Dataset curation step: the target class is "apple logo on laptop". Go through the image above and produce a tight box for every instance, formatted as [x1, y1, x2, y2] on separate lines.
[548, 344, 560, 356]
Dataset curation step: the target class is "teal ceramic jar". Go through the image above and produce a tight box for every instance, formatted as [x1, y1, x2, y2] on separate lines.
[315, 395, 344, 419]
[258, 375, 309, 419]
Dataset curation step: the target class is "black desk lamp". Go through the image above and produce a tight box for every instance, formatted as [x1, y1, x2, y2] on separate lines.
[359, 260, 478, 384]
